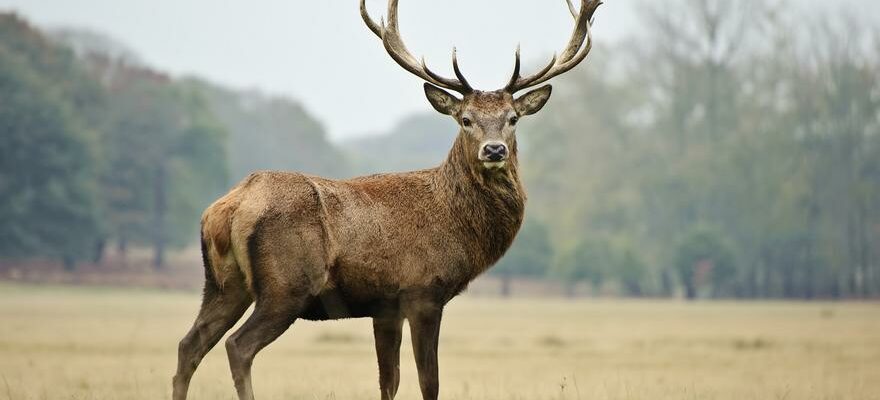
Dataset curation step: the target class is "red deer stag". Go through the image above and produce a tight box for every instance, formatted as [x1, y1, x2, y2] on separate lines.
[173, 0, 601, 399]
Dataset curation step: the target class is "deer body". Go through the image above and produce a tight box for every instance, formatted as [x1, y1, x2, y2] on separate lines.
[207, 134, 524, 320]
[173, 1, 600, 399]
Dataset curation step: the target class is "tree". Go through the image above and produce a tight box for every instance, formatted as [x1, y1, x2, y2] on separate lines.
[673, 226, 736, 299]
[83, 55, 228, 268]
[556, 237, 615, 297]
[525, 0, 880, 300]
[0, 38, 101, 266]
[614, 245, 647, 297]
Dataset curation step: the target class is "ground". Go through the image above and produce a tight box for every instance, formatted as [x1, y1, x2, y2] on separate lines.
[0, 283, 878, 400]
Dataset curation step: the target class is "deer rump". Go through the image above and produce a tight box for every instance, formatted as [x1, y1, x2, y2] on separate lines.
[201, 170, 508, 321]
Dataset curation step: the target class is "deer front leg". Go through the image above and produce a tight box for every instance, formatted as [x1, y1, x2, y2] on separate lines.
[407, 304, 443, 400]
[373, 316, 404, 400]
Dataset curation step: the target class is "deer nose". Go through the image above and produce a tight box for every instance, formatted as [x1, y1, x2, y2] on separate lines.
[482, 143, 508, 162]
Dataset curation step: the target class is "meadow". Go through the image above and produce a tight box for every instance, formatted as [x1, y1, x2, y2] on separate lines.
[0, 283, 878, 400]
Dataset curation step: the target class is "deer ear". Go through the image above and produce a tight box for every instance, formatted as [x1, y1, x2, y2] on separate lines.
[514, 85, 552, 116]
[424, 83, 461, 116]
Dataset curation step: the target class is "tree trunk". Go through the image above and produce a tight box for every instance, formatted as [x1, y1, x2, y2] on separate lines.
[62, 255, 76, 272]
[500, 272, 512, 298]
[684, 281, 696, 300]
[683, 267, 696, 300]
[153, 165, 167, 269]
[624, 280, 642, 297]
[117, 237, 128, 267]
[805, 202, 820, 299]
[661, 270, 675, 298]
[782, 261, 794, 299]
[93, 238, 106, 265]
[746, 263, 758, 299]
[564, 282, 577, 299]
[857, 199, 870, 298]
[804, 257, 815, 300]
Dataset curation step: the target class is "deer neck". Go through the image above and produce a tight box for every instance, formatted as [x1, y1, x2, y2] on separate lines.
[436, 133, 526, 269]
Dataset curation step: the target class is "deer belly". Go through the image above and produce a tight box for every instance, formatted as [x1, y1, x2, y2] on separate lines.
[299, 289, 391, 321]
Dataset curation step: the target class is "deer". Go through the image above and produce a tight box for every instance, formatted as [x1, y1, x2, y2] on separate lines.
[172, 0, 601, 399]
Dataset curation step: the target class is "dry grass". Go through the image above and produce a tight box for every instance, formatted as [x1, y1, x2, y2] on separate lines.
[0, 283, 878, 400]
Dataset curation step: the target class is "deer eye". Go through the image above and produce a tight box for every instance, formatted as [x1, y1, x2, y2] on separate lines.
[462, 117, 472, 127]
[509, 115, 519, 125]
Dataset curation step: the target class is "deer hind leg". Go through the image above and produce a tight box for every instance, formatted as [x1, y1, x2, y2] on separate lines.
[225, 296, 306, 400]
[225, 226, 327, 400]
[173, 275, 252, 400]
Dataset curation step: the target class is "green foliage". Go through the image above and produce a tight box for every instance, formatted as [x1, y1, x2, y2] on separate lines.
[494, 218, 553, 278]
[1, 15, 351, 268]
[614, 244, 647, 297]
[521, 0, 880, 299]
[489, 218, 553, 296]
[0, 15, 231, 267]
[0, 16, 101, 262]
[554, 237, 648, 297]
[97, 71, 229, 252]
[556, 237, 614, 293]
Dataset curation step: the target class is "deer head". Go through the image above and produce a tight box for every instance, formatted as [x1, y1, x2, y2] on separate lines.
[361, 0, 602, 170]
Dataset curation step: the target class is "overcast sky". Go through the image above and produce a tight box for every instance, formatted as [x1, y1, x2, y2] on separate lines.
[1, 0, 877, 140]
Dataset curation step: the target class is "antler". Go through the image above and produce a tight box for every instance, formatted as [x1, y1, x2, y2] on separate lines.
[361, 0, 473, 94]
[505, 0, 602, 93]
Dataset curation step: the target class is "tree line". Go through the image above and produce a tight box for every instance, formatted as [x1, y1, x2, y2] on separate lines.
[509, 0, 880, 299]
[2, 1, 879, 300]
[0, 14, 342, 269]
[0, 14, 228, 268]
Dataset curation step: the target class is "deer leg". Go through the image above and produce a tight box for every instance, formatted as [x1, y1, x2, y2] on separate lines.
[173, 280, 252, 400]
[373, 316, 404, 400]
[407, 304, 443, 400]
[224, 295, 305, 400]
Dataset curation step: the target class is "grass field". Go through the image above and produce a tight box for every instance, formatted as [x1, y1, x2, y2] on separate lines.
[0, 283, 878, 400]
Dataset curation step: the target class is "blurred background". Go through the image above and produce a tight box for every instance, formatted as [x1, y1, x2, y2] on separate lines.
[2, 0, 879, 299]
[1, 1, 880, 399]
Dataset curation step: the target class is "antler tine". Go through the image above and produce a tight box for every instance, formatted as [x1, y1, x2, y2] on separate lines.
[505, 47, 559, 92]
[361, 0, 473, 93]
[360, 0, 383, 39]
[452, 47, 473, 91]
[559, 0, 593, 63]
[505, 44, 522, 90]
[566, 0, 578, 19]
[505, 0, 601, 93]
[421, 54, 471, 92]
